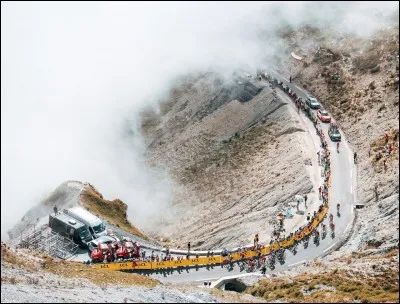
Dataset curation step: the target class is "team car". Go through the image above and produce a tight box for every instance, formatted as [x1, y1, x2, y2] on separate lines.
[305, 95, 320, 109]
[328, 123, 342, 141]
[90, 242, 113, 263]
[87, 235, 120, 253]
[317, 109, 331, 122]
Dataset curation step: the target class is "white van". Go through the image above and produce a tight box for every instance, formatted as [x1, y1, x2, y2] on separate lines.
[63, 206, 107, 239]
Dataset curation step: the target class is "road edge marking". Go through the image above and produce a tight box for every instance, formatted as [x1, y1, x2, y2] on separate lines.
[323, 243, 336, 253]
[288, 260, 306, 267]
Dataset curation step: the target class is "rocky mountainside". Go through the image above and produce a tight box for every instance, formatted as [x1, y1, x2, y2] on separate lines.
[141, 74, 319, 249]
[274, 25, 399, 254]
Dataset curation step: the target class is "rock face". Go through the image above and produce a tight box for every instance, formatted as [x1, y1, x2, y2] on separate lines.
[278, 25, 399, 253]
[141, 74, 317, 249]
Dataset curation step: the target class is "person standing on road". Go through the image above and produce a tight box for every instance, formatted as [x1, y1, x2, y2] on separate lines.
[261, 265, 267, 275]
[317, 151, 321, 164]
[304, 195, 308, 208]
[53, 205, 58, 215]
[354, 152, 357, 163]
[289, 75, 292, 83]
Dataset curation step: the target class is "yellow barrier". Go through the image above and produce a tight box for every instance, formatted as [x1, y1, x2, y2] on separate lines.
[92, 206, 331, 271]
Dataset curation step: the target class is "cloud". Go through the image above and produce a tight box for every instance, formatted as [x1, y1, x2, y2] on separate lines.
[1, 1, 398, 238]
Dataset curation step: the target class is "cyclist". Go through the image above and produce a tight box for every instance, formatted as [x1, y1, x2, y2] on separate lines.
[336, 141, 340, 152]
[329, 213, 334, 222]
[337, 203, 341, 212]
[322, 223, 327, 233]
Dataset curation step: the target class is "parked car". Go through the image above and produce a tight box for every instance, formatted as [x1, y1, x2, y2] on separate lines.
[305, 95, 320, 109]
[317, 109, 331, 122]
[88, 235, 120, 253]
[91, 243, 113, 263]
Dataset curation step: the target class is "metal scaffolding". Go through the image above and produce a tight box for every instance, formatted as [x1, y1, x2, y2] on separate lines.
[17, 225, 78, 259]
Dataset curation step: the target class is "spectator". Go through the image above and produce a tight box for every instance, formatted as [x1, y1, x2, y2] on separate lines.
[53, 205, 58, 215]
[188, 242, 191, 252]
[306, 213, 311, 221]
[254, 233, 259, 246]
[385, 133, 389, 144]
[261, 265, 267, 275]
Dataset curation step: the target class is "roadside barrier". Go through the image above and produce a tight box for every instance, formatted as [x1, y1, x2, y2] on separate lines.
[92, 206, 329, 271]
[93, 76, 332, 272]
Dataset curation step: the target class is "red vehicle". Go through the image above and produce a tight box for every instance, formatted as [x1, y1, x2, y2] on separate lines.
[317, 109, 331, 123]
[116, 246, 130, 260]
[91, 243, 113, 263]
[124, 241, 136, 257]
[132, 242, 141, 258]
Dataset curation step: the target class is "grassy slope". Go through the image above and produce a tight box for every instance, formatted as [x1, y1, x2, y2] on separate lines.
[246, 251, 399, 303]
[1, 245, 157, 287]
[80, 186, 148, 240]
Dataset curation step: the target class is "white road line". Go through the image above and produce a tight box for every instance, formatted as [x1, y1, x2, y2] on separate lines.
[350, 186, 353, 194]
[288, 260, 306, 267]
[349, 155, 352, 163]
[323, 243, 336, 253]
[351, 206, 354, 214]
[344, 223, 351, 233]
[350, 169, 353, 179]
[195, 277, 219, 282]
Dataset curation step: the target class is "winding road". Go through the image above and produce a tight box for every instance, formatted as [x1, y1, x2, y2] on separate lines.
[140, 71, 357, 284]
[72, 71, 357, 286]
